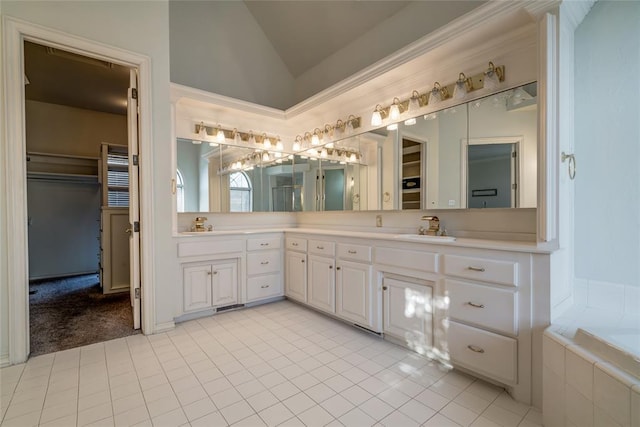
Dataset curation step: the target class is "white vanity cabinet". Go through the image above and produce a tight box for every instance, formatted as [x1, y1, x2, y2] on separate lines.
[183, 259, 238, 312]
[383, 277, 434, 347]
[335, 243, 377, 331]
[246, 234, 283, 302]
[374, 246, 439, 350]
[307, 239, 336, 313]
[285, 234, 378, 331]
[285, 237, 307, 302]
[178, 238, 244, 318]
[441, 251, 527, 399]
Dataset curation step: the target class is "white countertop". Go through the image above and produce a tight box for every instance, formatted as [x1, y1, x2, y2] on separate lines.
[177, 227, 554, 254]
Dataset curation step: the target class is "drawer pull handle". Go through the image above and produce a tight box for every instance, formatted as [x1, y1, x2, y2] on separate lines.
[467, 302, 485, 309]
[292, 242, 299, 246]
[260, 284, 270, 289]
[467, 266, 486, 272]
[467, 345, 485, 353]
[317, 245, 324, 250]
[260, 243, 269, 246]
[348, 250, 357, 254]
[209, 271, 218, 275]
[260, 261, 269, 265]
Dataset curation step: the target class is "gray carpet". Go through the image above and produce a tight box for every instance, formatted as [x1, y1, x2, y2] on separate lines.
[29, 274, 140, 356]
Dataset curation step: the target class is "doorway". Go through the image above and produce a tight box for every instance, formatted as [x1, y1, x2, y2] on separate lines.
[23, 41, 141, 355]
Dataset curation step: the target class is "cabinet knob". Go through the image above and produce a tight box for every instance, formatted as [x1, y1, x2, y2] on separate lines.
[467, 266, 486, 272]
[292, 242, 298, 246]
[336, 266, 341, 270]
[347, 250, 357, 254]
[301, 259, 305, 263]
[260, 243, 269, 246]
[261, 261, 269, 265]
[209, 271, 217, 275]
[317, 245, 324, 250]
[329, 265, 333, 269]
[382, 286, 388, 291]
[260, 284, 270, 289]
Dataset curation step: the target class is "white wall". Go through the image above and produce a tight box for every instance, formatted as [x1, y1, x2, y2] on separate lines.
[574, 1, 640, 310]
[0, 0, 174, 360]
[293, 1, 483, 103]
[169, 0, 294, 110]
[26, 100, 127, 156]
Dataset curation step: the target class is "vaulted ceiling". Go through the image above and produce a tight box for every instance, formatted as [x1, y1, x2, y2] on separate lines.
[23, 1, 484, 115]
[243, 1, 411, 77]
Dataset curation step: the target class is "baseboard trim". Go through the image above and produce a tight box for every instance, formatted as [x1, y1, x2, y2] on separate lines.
[0, 353, 10, 368]
[153, 321, 175, 334]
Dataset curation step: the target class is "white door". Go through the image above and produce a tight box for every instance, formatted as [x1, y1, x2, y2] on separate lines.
[307, 255, 335, 313]
[127, 69, 141, 329]
[285, 251, 307, 302]
[212, 261, 238, 307]
[383, 277, 433, 350]
[336, 260, 372, 328]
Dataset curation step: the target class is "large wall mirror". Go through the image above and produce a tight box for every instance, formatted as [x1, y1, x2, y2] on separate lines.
[176, 82, 537, 213]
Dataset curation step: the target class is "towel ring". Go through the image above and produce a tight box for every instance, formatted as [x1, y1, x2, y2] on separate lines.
[561, 152, 576, 180]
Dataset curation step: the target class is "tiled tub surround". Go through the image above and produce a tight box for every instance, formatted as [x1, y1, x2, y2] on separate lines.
[542, 327, 640, 427]
[0, 301, 543, 427]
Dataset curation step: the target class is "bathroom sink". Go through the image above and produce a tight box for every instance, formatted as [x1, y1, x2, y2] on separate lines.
[394, 234, 456, 242]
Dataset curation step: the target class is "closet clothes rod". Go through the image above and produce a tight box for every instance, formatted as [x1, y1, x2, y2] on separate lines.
[27, 171, 99, 184]
[26, 151, 100, 161]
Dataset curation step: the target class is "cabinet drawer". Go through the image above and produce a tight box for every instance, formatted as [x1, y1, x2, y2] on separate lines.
[247, 236, 281, 251]
[448, 321, 517, 385]
[247, 250, 280, 275]
[286, 237, 307, 252]
[447, 279, 517, 335]
[308, 239, 335, 257]
[178, 239, 244, 258]
[337, 243, 372, 263]
[375, 247, 438, 273]
[443, 254, 518, 287]
[247, 274, 282, 301]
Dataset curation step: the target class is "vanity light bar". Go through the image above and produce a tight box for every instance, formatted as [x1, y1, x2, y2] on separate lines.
[194, 122, 281, 150]
[371, 61, 505, 125]
[294, 115, 362, 152]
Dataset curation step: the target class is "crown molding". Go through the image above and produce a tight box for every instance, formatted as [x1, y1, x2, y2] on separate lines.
[171, 83, 287, 120]
[284, 0, 534, 118]
[560, 0, 596, 30]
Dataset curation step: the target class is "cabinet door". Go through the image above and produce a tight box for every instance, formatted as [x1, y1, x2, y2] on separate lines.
[211, 261, 238, 307]
[285, 251, 307, 302]
[383, 277, 433, 349]
[183, 263, 212, 312]
[336, 260, 373, 329]
[308, 255, 335, 313]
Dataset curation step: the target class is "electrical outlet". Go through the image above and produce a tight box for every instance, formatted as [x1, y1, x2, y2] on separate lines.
[376, 215, 382, 227]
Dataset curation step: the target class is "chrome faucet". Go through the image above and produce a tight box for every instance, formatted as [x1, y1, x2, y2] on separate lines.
[419, 215, 440, 236]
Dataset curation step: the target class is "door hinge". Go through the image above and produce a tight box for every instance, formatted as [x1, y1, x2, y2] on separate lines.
[132, 154, 139, 166]
[133, 221, 140, 232]
[512, 183, 518, 190]
[512, 151, 517, 158]
[131, 88, 138, 100]
[135, 288, 140, 299]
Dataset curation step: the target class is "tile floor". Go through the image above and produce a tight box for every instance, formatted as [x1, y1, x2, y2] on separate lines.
[0, 300, 542, 427]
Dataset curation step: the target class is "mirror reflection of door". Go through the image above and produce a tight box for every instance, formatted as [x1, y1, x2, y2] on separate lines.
[324, 168, 345, 211]
[467, 142, 517, 208]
